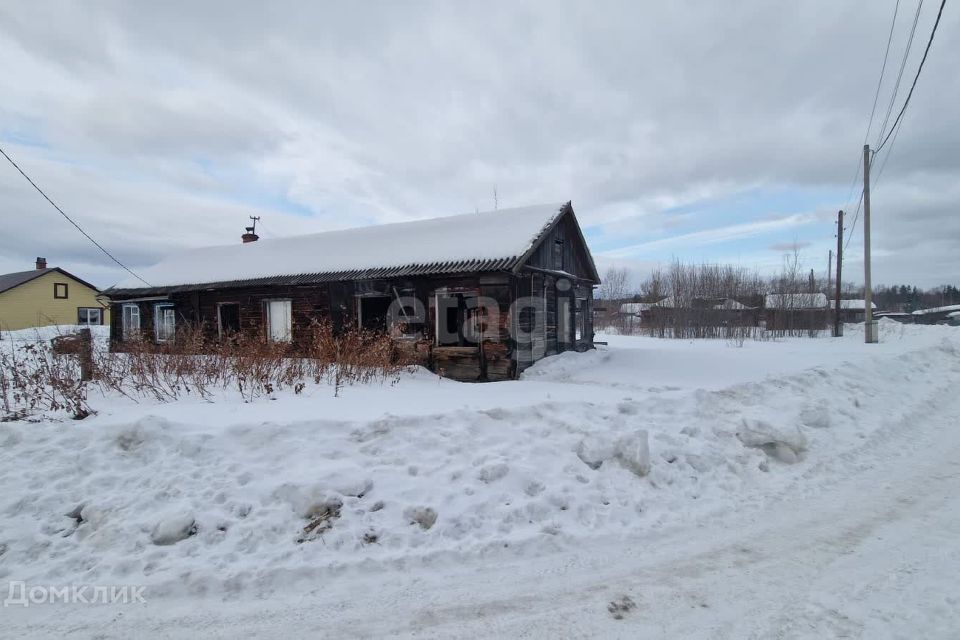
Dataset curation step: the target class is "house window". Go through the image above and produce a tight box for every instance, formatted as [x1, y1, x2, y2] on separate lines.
[575, 298, 585, 341]
[154, 303, 176, 342]
[386, 290, 425, 339]
[357, 296, 391, 332]
[554, 239, 565, 271]
[54, 283, 69, 299]
[434, 292, 479, 346]
[77, 307, 102, 326]
[122, 304, 140, 339]
[217, 303, 241, 337]
[265, 299, 292, 342]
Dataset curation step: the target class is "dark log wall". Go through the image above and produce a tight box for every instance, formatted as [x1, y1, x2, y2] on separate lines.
[514, 210, 598, 371]
[109, 274, 520, 381]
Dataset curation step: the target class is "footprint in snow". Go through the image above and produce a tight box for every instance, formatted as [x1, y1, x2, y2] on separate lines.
[607, 595, 636, 620]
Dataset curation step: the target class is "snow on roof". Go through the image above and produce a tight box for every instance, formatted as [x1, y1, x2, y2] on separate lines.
[114, 203, 569, 290]
[912, 303, 960, 316]
[619, 302, 654, 314]
[837, 299, 877, 310]
[713, 299, 754, 310]
[947, 311, 960, 318]
[764, 293, 828, 309]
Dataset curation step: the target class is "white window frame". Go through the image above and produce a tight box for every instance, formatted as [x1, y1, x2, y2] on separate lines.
[122, 303, 141, 340]
[265, 299, 292, 343]
[154, 303, 176, 343]
[77, 307, 102, 326]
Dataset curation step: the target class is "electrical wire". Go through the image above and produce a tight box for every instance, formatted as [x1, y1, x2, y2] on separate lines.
[876, 0, 924, 146]
[840, 0, 902, 215]
[0, 145, 152, 286]
[875, 0, 947, 153]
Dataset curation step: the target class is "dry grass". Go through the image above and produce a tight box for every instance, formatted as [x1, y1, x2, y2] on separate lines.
[0, 322, 413, 420]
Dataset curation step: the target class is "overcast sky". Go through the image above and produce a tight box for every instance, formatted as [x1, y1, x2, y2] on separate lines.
[1, 1, 957, 290]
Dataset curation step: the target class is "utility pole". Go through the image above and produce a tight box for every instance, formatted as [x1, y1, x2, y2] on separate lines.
[834, 210, 843, 337]
[827, 250, 833, 296]
[863, 144, 877, 343]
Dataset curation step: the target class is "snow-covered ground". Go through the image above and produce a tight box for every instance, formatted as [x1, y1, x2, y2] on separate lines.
[2, 320, 959, 638]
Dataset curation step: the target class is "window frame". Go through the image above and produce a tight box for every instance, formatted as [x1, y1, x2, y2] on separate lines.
[54, 282, 69, 299]
[121, 303, 141, 340]
[154, 303, 176, 343]
[77, 307, 102, 326]
[356, 294, 392, 332]
[433, 291, 479, 347]
[265, 298, 293, 343]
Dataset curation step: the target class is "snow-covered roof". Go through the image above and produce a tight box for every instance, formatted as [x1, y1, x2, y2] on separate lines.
[947, 311, 960, 318]
[713, 299, 754, 311]
[912, 303, 960, 316]
[619, 302, 653, 314]
[837, 299, 877, 310]
[111, 203, 585, 292]
[764, 293, 828, 309]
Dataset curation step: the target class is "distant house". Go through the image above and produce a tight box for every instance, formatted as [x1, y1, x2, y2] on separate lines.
[911, 303, 960, 325]
[873, 311, 912, 324]
[764, 293, 827, 331]
[834, 299, 877, 323]
[104, 202, 600, 381]
[620, 296, 758, 329]
[619, 299, 667, 329]
[0, 258, 109, 331]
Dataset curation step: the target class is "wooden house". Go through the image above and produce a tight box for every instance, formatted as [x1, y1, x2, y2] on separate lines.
[0, 258, 109, 331]
[764, 293, 828, 331]
[911, 304, 960, 325]
[104, 202, 600, 381]
[835, 299, 877, 323]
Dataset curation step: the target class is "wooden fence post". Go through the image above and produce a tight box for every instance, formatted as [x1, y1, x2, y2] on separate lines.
[78, 328, 93, 382]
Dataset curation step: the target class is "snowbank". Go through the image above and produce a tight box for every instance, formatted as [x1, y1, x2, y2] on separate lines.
[0, 325, 957, 600]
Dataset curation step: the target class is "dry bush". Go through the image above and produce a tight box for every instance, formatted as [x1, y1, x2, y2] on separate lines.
[97, 321, 411, 402]
[1, 323, 413, 420]
[0, 333, 90, 420]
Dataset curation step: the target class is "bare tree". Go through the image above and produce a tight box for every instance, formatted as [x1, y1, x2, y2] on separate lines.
[598, 266, 630, 301]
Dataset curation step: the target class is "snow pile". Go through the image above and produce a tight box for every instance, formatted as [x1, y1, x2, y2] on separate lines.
[0, 325, 958, 600]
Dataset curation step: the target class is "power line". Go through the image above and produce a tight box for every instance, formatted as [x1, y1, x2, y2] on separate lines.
[0, 145, 152, 286]
[873, 117, 905, 187]
[876, 0, 924, 147]
[841, 0, 902, 213]
[842, 0, 946, 251]
[876, 0, 947, 153]
[844, 189, 864, 252]
[865, 0, 903, 153]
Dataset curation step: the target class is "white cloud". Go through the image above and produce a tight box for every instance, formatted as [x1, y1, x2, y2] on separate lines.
[0, 1, 957, 288]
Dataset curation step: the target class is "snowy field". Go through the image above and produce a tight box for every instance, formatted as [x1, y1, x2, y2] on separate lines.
[2, 320, 960, 638]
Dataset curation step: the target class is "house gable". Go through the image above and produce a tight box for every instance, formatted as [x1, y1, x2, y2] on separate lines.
[515, 202, 600, 284]
[0, 269, 108, 331]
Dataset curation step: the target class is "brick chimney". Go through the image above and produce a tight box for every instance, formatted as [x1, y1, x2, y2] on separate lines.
[35, 257, 47, 270]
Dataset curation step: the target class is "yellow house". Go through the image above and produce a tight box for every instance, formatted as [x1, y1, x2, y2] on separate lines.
[0, 258, 110, 331]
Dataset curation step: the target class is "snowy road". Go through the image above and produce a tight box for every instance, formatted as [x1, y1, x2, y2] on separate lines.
[103, 386, 960, 636]
[3, 325, 960, 638]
